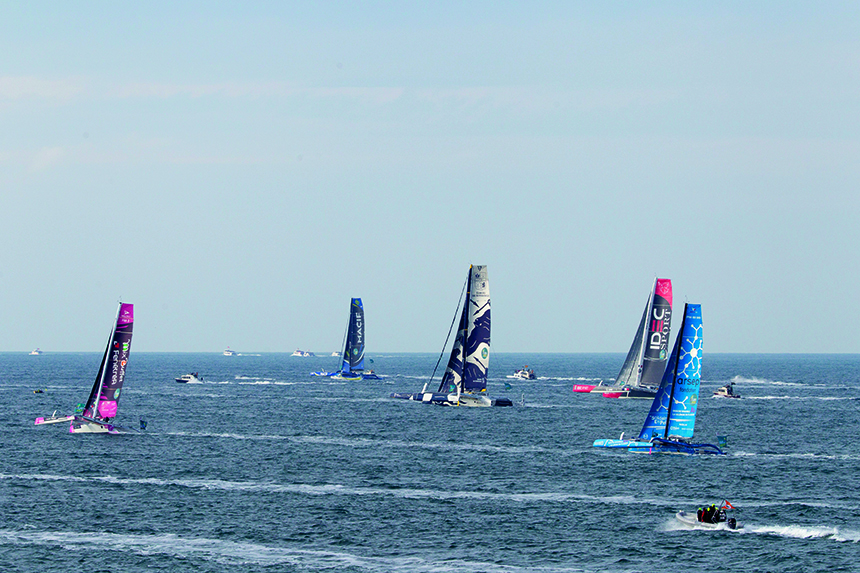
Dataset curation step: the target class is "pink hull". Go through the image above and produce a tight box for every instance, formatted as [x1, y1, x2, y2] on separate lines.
[602, 392, 623, 398]
[572, 384, 597, 393]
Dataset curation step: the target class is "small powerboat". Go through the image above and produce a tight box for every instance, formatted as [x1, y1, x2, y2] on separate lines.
[292, 349, 315, 357]
[713, 382, 740, 398]
[223, 347, 237, 356]
[175, 372, 204, 384]
[511, 366, 536, 380]
[676, 501, 741, 530]
[29, 348, 43, 355]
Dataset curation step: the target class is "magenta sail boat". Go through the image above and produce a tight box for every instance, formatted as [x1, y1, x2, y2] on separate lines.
[573, 278, 672, 398]
[35, 303, 136, 434]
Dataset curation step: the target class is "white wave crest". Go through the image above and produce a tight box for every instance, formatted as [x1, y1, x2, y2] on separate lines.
[0, 529, 588, 570]
[747, 524, 860, 542]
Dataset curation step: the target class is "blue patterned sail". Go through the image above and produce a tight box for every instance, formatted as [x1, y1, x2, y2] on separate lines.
[463, 265, 490, 393]
[638, 303, 703, 440]
[341, 298, 365, 373]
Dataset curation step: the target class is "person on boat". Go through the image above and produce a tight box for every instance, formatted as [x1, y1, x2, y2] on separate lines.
[697, 507, 704, 522]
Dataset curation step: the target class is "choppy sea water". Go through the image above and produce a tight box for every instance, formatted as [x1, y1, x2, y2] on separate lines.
[2, 352, 860, 572]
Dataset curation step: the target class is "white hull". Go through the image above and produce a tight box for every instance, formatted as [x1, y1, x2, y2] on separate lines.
[34, 414, 75, 426]
[457, 394, 493, 407]
[70, 421, 115, 434]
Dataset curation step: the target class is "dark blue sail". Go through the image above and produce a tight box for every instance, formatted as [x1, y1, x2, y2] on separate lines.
[341, 298, 365, 373]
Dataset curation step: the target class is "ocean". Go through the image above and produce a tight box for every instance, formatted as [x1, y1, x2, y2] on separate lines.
[2, 352, 859, 572]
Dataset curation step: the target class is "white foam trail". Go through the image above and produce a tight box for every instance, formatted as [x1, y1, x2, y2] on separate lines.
[159, 432, 559, 454]
[0, 529, 588, 570]
[746, 524, 860, 542]
[731, 451, 860, 461]
[746, 396, 852, 401]
[0, 473, 686, 506]
[664, 518, 860, 542]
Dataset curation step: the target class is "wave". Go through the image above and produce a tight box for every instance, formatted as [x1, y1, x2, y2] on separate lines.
[0, 474, 693, 508]
[0, 529, 587, 571]
[729, 375, 804, 387]
[745, 524, 860, 542]
[731, 451, 860, 461]
[745, 396, 854, 401]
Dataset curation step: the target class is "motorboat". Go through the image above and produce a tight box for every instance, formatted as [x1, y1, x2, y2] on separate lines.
[511, 366, 536, 380]
[675, 502, 741, 530]
[292, 349, 315, 357]
[223, 347, 237, 356]
[175, 372, 204, 384]
[29, 348, 42, 355]
[713, 382, 740, 398]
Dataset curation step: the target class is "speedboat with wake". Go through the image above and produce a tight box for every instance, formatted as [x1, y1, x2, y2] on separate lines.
[510, 366, 536, 380]
[390, 265, 512, 407]
[713, 381, 740, 398]
[35, 302, 138, 434]
[676, 501, 741, 530]
[593, 303, 724, 455]
[175, 372, 204, 383]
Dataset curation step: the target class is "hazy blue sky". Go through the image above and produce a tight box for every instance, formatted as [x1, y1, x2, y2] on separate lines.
[2, 2, 858, 353]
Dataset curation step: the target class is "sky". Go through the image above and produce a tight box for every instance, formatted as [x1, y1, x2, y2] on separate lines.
[1, 2, 859, 353]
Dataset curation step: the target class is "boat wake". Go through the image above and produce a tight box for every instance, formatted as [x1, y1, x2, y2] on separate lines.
[728, 375, 804, 387]
[663, 518, 860, 542]
[0, 529, 585, 571]
[744, 524, 860, 542]
[745, 395, 854, 401]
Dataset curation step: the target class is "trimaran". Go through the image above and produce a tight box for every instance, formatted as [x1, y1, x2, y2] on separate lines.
[574, 278, 672, 398]
[593, 302, 723, 454]
[390, 265, 512, 407]
[35, 303, 137, 434]
[311, 298, 381, 380]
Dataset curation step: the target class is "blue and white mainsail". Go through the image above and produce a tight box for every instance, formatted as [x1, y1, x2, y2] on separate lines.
[638, 303, 703, 441]
[463, 265, 490, 393]
[391, 264, 509, 406]
[341, 298, 365, 374]
[438, 265, 489, 394]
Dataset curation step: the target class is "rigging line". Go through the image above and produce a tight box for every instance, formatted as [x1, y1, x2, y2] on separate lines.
[428, 271, 469, 388]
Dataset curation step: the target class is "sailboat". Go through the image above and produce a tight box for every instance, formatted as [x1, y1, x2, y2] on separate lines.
[592, 303, 723, 455]
[311, 298, 380, 380]
[35, 303, 136, 434]
[573, 278, 672, 398]
[390, 265, 512, 407]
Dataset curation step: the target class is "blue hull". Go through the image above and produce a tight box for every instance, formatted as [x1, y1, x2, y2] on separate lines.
[593, 437, 724, 455]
